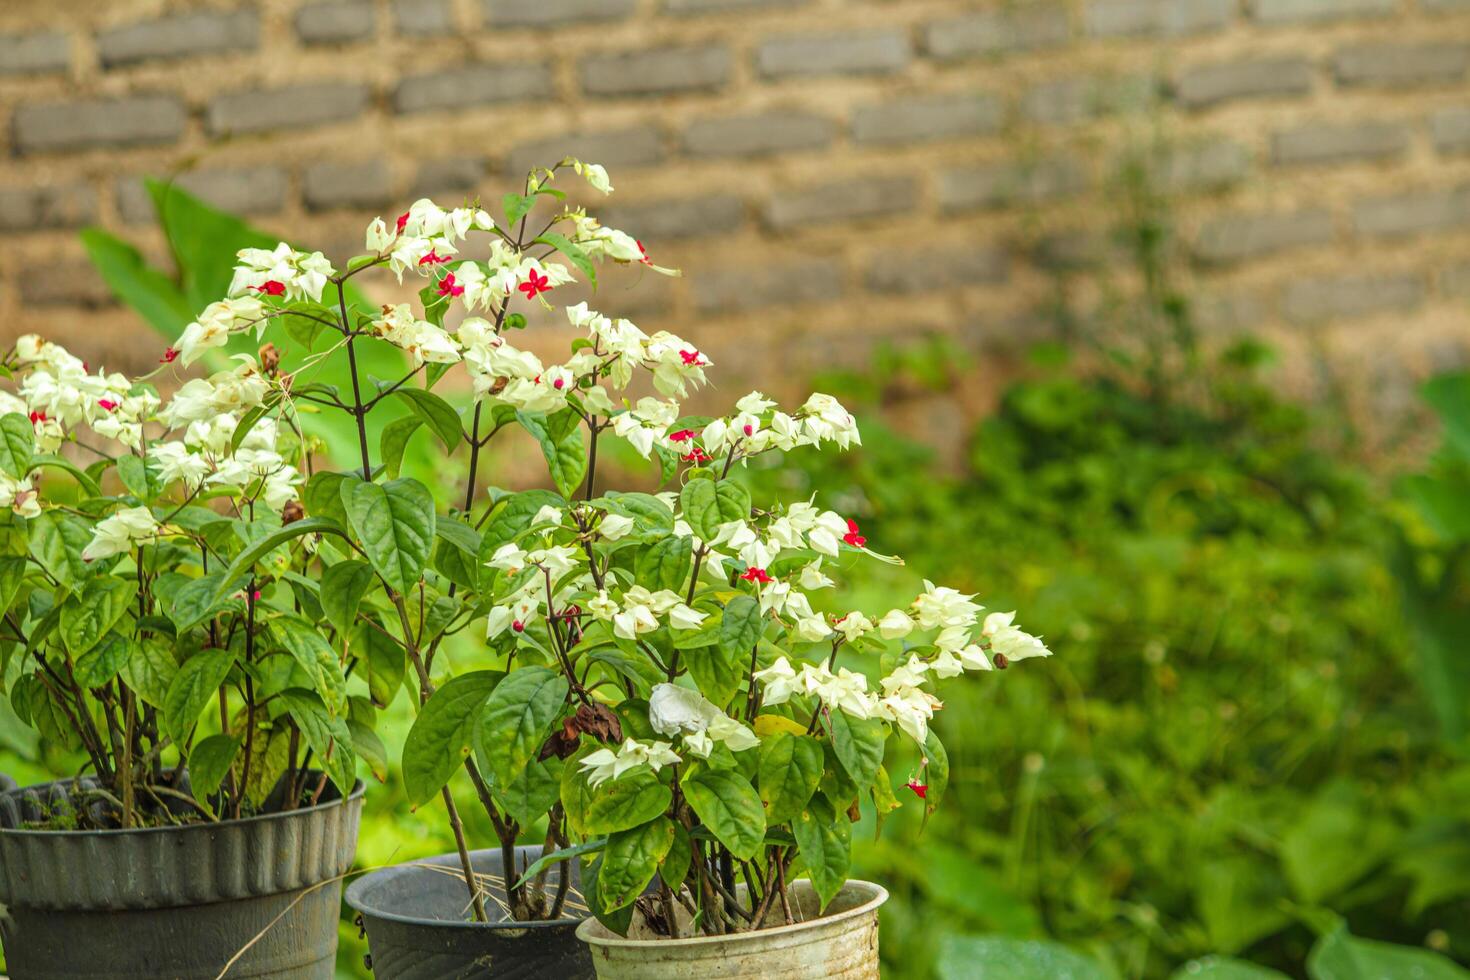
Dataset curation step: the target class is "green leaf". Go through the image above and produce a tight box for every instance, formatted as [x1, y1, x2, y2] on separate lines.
[189, 734, 241, 799]
[683, 769, 765, 861]
[583, 770, 673, 836]
[351, 620, 406, 708]
[680, 479, 750, 541]
[535, 232, 596, 288]
[393, 388, 462, 450]
[0, 555, 27, 615]
[792, 794, 851, 911]
[1424, 373, 1470, 463]
[74, 631, 135, 689]
[169, 572, 229, 632]
[162, 648, 236, 743]
[349, 720, 388, 783]
[601, 492, 675, 534]
[342, 477, 436, 595]
[279, 688, 356, 795]
[661, 822, 692, 891]
[60, 577, 133, 656]
[28, 510, 92, 587]
[512, 838, 607, 892]
[494, 757, 562, 828]
[1308, 922, 1470, 980]
[401, 670, 500, 806]
[320, 560, 374, 637]
[1171, 958, 1291, 980]
[598, 817, 675, 912]
[120, 637, 179, 709]
[687, 595, 762, 707]
[272, 615, 348, 716]
[80, 226, 191, 337]
[829, 710, 885, 793]
[921, 727, 949, 827]
[757, 733, 824, 825]
[30, 454, 103, 498]
[0, 414, 33, 480]
[214, 517, 348, 600]
[476, 665, 568, 789]
[304, 472, 350, 526]
[380, 416, 423, 480]
[503, 192, 536, 227]
[480, 489, 566, 553]
[936, 936, 1110, 980]
[516, 409, 586, 499]
[634, 534, 693, 593]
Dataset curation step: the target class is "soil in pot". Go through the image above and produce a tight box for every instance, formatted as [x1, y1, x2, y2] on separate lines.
[0, 771, 364, 980]
[576, 878, 888, 980]
[346, 845, 595, 979]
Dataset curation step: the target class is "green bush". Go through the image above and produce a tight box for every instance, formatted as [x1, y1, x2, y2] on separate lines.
[742, 340, 1470, 978]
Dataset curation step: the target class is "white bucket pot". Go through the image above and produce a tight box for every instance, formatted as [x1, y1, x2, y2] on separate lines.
[575, 879, 888, 979]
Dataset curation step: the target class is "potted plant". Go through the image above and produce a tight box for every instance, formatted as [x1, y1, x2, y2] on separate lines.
[0, 304, 373, 972]
[308, 159, 1050, 975]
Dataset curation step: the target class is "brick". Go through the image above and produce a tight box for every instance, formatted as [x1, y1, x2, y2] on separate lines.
[922, 8, 1070, 61]
[1270, 120, 1410, 166]
[692, 259, 843, 314]
[505, 126, 663, 178]
[1281, 273, 1423, 324]
[1433, 107, 1470, 154]
[0, 31, 68, 75]
[0, 184, 96, 232]
[1424, 0, 1470, 9]
[1352, 186, 1470, 238]
[413, 157, 488, 199]
[1174, 57, 1313, 109]
[392, 0, 455, 36]
[865, 247, 1007, 293]
[1195, 291, 1269, 333]
[13, 96, 185, 154]
[303, 161, 394, 211]
[98, 10, 258, 67]
[597, 195, 745, 240]
[295, 2, 376, 45]
[938, 158, 1090, 210]
[1193, 208, 1334, 263]
[20, 259, 116, 308]
[1157, 138, 1252, 191]
[1086, 0, 1233, 37]
[206, 83, 369, 136]
[581, 46, 731, 98]
[682, 112, 833, 159]
[1029, 229, 1116, 270]
[756, 30, 911, 79]
[1022, 75, 1157, 125]
[1249, 0, 1394, 23]
[1442, 263, 1470, 299]
[115, 168, 288, 225]
[664, 0, 806, 13]
[763, 177, 918, 231]
[484, 0, 636, 27]
[852, 93, 1001, 145]
[1334, 43, 1470, 88]
[394, 64, 552, 114]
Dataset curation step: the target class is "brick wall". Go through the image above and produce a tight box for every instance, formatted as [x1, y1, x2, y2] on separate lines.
[2, 0, 1469, 421]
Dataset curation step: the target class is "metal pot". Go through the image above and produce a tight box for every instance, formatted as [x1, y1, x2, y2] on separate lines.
[576, 878, 888, 980]
[0, 773, 363, 979]
[346, 846, 594, 979]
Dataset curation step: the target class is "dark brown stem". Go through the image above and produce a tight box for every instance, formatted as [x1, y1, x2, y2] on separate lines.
[442, 784, 490, 923]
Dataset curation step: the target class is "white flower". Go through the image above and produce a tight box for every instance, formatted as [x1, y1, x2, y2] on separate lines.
[578, 738, 680, 788]
[753, 656, 801, 705]
[983, 611, 1052, 663]
[0, 474, 40, 519]
[878, 609, 915, 640]
[667, 602, 707, 631]
[798, 559, 834, 591]
[228, 243, 333, 302]
[807, 510, 850, 558]
[82, 506, 159, 561]
[613, 601, 658, 640]
[150, 443, 210, 488]
[587, 589, 620, 620]
[913, 580, 983, 630]
[575, 161, 613, 195]
[598, 513, 634, 541]
[931, 649, 966, 679]
[875, 686, 942, 743]
[736, 391, 776, 414]
[648, 684, 758, 753]
[833, 612, 874, 643]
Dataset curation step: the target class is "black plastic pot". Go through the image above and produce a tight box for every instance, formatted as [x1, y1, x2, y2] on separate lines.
[346, 846, 594, 979]
[0, 772, 364, 979]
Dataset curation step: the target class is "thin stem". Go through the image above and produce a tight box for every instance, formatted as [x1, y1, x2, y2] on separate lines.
[442, 784, 490, 923]
[337, 280, 373, 480]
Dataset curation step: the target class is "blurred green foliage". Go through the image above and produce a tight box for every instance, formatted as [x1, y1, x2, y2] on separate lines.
[737, 335, 1470, 979]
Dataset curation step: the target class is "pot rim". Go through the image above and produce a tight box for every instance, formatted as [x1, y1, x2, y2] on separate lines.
[575, 878, 888, 950]
[0, 776, 365, 839]
[345, 851, 586, 931]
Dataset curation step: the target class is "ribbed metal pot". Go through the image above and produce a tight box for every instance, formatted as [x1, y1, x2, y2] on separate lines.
[576, 879, 888, 980]
[0, 773, 364, 980]
[346, 846, 594, 979]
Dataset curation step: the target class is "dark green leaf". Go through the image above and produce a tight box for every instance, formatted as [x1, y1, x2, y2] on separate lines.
[0, 414, 34, 480]
[634, 534, 693, 593]
[393, 388, 462, 450]
[599, 817, 674, 912]
[162, 648, 236, 743]
[476, 665, 569, 789]
[401, 670, 501, 805]
[683, 768, 765, 861]
[279, 687, 356, 795]
[189, 734, 241, 799]
[516, 410, 587, 499]
[757, 733, 824, 825]
[342, 477, 436, 594]
[792, 794, 850, 911]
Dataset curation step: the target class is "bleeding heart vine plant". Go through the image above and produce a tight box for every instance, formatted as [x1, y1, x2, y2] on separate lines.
[0, 157, 1050, 936]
